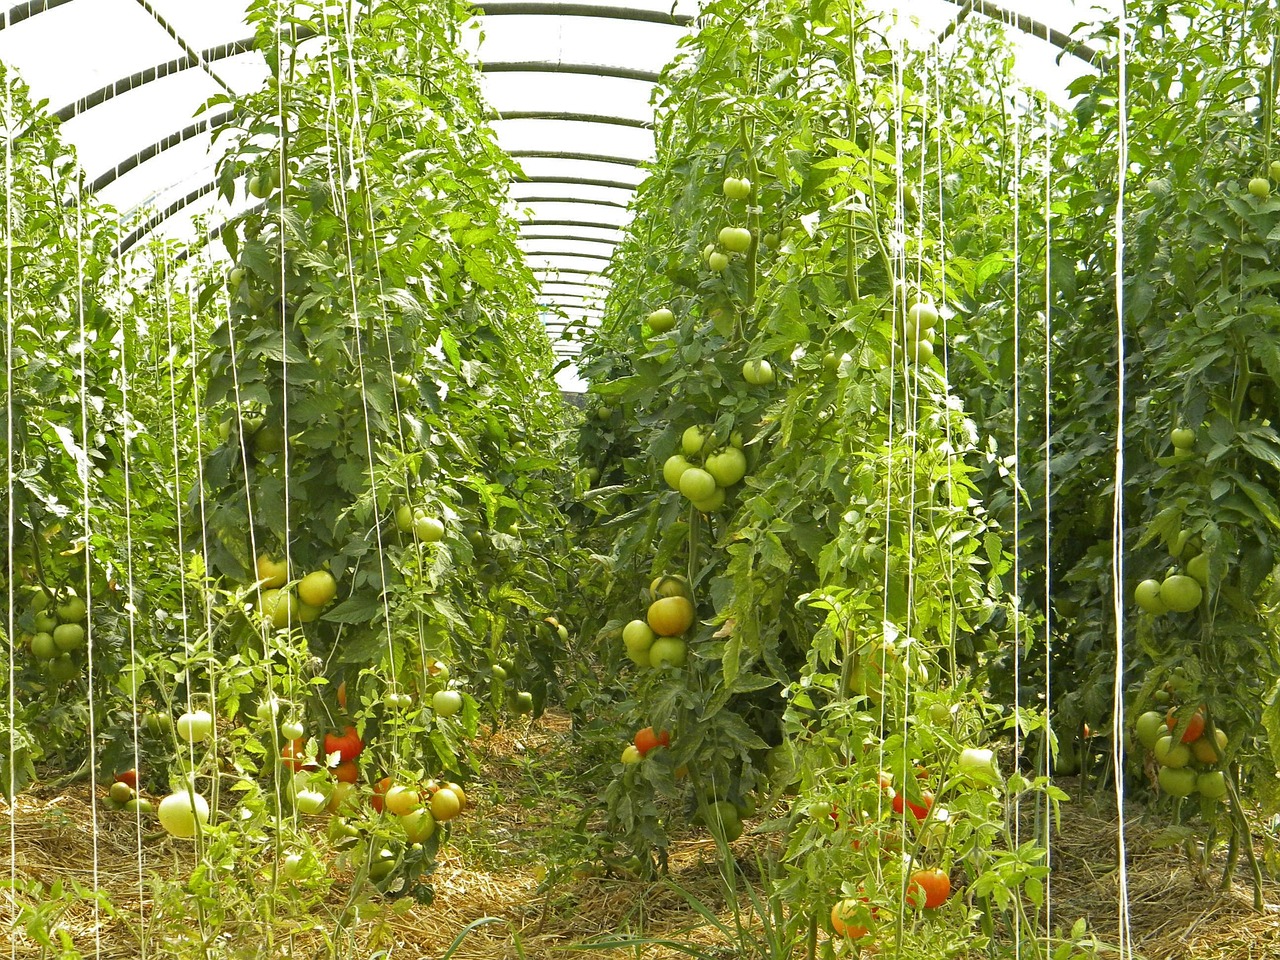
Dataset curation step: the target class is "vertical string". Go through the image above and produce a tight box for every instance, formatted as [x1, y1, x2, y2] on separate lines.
[1111, 3, 1134, 957]
[4, 58, 18, 960]
[72, 163, 103, 960]
[116, 258, 146, 956]
[1039, 19, 1055, 942]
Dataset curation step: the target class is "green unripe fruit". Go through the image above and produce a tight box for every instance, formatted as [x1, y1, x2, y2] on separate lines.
[663, 454, 691, 490]
[678, 467, 717, 503]
[718, 226, 752, 253]
[681, 426, 708, 458]
[649, 637, 687, 668]
[647, 307, 676, 332]
[1157, 765, 1197, 798]
[1160, 574, 1202, 613]
[1249, 177, 1271, 199]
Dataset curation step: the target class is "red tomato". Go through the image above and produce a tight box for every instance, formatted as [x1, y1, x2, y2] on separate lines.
[114, 769, 138, 790]
[892, 789, 933, 821]
[324, 724, 364, 762]
[634, 726, 671, 757]
[1166, 707, 1205, 744]
[371, 775, 392, 814]
[334, 760, 359, 784]
[908, 867, 951, 909]
[281, 737, 317, 772]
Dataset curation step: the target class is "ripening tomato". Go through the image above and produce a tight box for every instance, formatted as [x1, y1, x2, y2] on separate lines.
[371, 775, 392, 814]
[323, 725, 364, 762]
[907, 867, 951, 909]
[634, 726, 671, 757]
[830, 898, 871, 939]
[114, 769, 138, 790]
[1166, 707, 1205, 744]
[892, 789, 932, 821]
[281, 737, 317, 772]
[333, 760, 359, 784]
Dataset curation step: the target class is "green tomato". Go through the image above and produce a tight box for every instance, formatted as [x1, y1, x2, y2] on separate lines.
[1196, 770, 1228, 801]
[718, 226, 752, 253]
[413, 514, 445, 542]
[29, 632, 57, 660]
[1160, 575, 1202, 613]
[678, 468, 717, 503]
[647, 307, 676, 332]
[1248, 177, 1271, 199]
[53, 623, 85, 651]
[432, 689, 463, 717]
[722, 176, 752, 200]
[1186, 552, 1210, 587]
[1157, 765, 1197, 797]
[704, 447, 747, 487]
[1133, 578, 1167, 615]
[56, 595, 87, 623]
[708, 251, 730, 272]
[681, 425, 708, 458]
[176, 709, 213, 743]
[1153, 735, 1191, 768]
[742, 359, 775, 386]
[281, 719, 306, 741]
[1135, 710, 1165, 750]
[663, 454, 691, 490]
[649, 637, 687, 669]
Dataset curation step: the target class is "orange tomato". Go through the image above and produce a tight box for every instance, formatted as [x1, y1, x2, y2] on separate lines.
[1166, 707, 1205, 744]
[334, 760, 359, 784]
[634, 726, 671, 757]
[830, 898, 871, 939]
[371, 775, 392, 814]
[907, 867, 951, 909]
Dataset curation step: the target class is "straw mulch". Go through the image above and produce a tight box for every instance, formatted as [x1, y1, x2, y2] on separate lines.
[2, 720, 1280, 959]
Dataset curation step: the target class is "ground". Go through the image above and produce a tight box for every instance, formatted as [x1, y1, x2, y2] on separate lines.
[2, 714, 1279, 959]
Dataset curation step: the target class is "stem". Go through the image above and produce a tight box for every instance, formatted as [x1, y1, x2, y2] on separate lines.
[742, 116, 760, 330]
[1224, 770, 1264, 911]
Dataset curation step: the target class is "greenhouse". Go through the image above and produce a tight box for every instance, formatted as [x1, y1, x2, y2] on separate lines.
[2, 0, 1279, 957]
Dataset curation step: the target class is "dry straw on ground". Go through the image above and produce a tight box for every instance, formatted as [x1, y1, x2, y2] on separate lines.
[3, 719, 1279, 959]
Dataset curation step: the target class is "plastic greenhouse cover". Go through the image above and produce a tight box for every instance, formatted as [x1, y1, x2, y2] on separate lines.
[0, 0, 1103, 390]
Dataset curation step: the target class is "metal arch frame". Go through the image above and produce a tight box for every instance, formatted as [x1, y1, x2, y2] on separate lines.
[0, 0, 74, 29]
[524, 249, 613, 264]
[506, 149, 647, 168]
[474, 3, 694, 26]
[518, 233, 619, 248]
[491, 110, 652, 130]
[480, 61, 661, 84]
[538, 278, 611, 291]
[52, 39, 257, 123]
[517, 217, 626, 232]
[113, 180, 219, 256]
[530, 266, 604, 278]
[514, 194, 631, 210]
[516, 174, 642, 191]
[3, 0, 1105, 261]
[90, 108, 235, 194]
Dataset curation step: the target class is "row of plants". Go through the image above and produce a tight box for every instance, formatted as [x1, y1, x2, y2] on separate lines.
[571, 0, 1071, 954]
[2, 0, 585, 948]
[571, 0, 1280, 951]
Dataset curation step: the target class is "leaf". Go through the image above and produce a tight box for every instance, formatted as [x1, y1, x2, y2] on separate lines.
[323, 596, 385, 625]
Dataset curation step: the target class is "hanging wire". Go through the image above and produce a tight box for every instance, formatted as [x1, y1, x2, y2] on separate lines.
[1111, 2, 1134, 957]
[115, 254, 146, 958]
[72, 156, 104, 960]
[4, 56, 19, 960]
[1039, 12, 1056, 942]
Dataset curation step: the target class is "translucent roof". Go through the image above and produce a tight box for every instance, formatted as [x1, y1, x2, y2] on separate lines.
[0, 0, 1102, 391]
